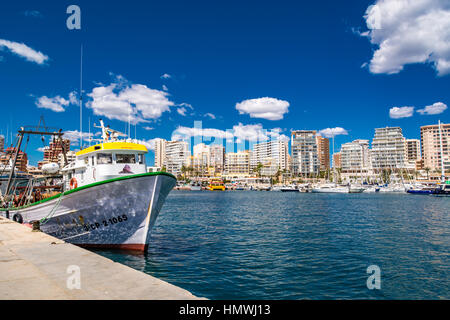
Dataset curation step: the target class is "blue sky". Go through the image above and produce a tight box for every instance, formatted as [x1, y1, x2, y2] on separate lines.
[0, 0, 449, 166]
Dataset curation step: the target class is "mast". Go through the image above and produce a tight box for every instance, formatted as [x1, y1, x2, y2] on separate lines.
[438, 120, 445, 182]
[5, 129, 24, 196]
[80, 44, 83, 148]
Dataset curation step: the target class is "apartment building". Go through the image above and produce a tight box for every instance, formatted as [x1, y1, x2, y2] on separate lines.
[224, 150, 251, 177]
[370, 127, 407, 171]
[250, 140, 288, 176]
[316, 135, 330, 171]
[421, 122, 450, 173]
[291, 130, 319, 175]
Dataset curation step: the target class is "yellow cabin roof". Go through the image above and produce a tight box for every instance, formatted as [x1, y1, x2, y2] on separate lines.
[76, 141, 148, 156]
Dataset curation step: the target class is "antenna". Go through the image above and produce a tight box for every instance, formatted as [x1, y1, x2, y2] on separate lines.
[80, 44, 83, 148]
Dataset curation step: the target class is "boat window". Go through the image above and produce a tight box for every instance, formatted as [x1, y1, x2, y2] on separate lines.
[116, 154, 136, 164]
[97, 153, 113, 164]
[138, 154, 145, 164]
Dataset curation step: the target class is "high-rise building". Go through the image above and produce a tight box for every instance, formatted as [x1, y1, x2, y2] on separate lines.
[0, 135, 4, 153]
[209, 144, 225, 173]
[291, 130, 319, 175]
[405, 139, 421, 169]
[164, 140, 190, 176]
[332, 152, 341, 169]
[191, 143, 210, 174]
[421, 122, 450, 173]
[38, 139, 71, 168]
[58, 151, 76, 168]
[250, 140, 288, 175]
[0, 147, 28, 172]
[225, 150, 251, 177]
[316, 135, 330, 171]
[370, 127, 407, 171]
[340, 139, 370, 173]
[154, 138, 166, 168]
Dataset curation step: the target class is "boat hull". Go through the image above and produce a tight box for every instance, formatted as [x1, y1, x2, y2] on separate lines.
[311, 188, 348, 193]
[1, 173, 176, 252]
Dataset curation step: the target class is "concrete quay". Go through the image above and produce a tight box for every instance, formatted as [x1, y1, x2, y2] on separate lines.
[0, 216, 201, 300]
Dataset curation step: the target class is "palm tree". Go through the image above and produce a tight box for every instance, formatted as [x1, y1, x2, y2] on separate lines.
[253, 162, 263, 177]
[424, 167, 431, 180]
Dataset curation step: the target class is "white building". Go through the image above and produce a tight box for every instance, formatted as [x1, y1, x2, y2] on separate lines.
[371, 127, 407, 171]
[250, 140, 288, 176]
[291, 130, 319, 176]
[58, 151, 77, 168]
[154, 138, 166, 168]
[224, 151, 251, 177]
[340, 139, 371, 181]
[164, 140, 190, 176]
[209, 144, 225, 172]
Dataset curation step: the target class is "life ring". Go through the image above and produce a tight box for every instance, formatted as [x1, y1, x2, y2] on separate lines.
[69, 177, 78, 190]
[13, 213, 23, 224]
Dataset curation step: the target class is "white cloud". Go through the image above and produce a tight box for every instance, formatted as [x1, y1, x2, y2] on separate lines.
[417, 102, 448, 115]
[0, 39, 48, 65]
[204, 113, 216, 119]
[86, 76, 174, 124]
[37, 147, 46, 152]
[171, 123, 286, 143]
[143, 126, 154, 131]
[389, 106, 415, 119]
[318, 127, 349, 138]
[160, 73, 171, 79]
[172, 126, 234, 141]
[69, 91, 78, 105]
[136, 138, 160, 151]
[162, 84, 168, 91]
[35, 95, 69, 112]
[177, 107, 188, 116]
[63, 130, 93, 145]
[232, 123, 269, 142]
[236, 97, 290, 120]
[362, 0, 450, 76]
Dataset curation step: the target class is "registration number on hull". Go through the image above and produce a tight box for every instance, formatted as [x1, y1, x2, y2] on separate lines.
[83, 214, 128, 231]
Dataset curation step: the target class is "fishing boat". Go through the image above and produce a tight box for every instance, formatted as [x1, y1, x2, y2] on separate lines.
[0, 121, 176, 252]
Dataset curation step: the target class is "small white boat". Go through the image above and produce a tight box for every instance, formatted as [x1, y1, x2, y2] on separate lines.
[348, 184, 365, 193]
[280, 185, 299, 192]
[363, 185, 380, 193]
[189, 182, 202, 191]
[312, 183, 348, 193]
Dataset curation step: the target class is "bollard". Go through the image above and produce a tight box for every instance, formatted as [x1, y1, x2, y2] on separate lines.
[32, 220, 41, 232]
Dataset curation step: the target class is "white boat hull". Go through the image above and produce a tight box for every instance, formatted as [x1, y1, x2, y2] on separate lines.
[311, 187, 349, 193]
[1, 173, 176, 252]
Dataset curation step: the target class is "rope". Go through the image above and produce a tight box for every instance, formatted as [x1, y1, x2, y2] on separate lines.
[40, 191, 65, 225]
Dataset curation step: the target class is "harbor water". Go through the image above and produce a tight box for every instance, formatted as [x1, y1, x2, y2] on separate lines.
[95, 191, 450, 299]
